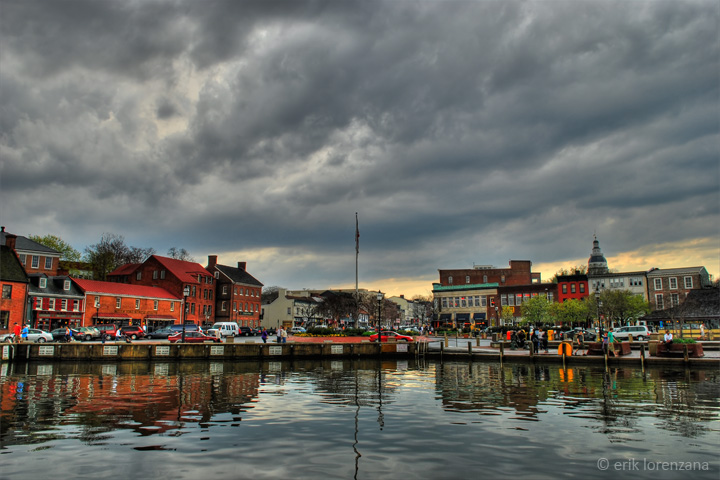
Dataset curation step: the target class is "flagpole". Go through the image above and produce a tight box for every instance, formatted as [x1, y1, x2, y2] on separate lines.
[355, 212, 359, 323]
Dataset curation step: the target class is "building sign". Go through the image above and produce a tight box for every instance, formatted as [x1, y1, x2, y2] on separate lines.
[331, 345, 343, 354]
[396, 344, 408, 353]
[210, 345, 224, 356]
[103, 346, 118, 356]
[38, 346, 54, 356]
[155, 345, 170, 356]
[269, 346, 282, 355]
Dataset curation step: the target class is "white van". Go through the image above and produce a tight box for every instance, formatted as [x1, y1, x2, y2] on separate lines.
[613, 325, 651, 341]
[207, 322, 239, 337]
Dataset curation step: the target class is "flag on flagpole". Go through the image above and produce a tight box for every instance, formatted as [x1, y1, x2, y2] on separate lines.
[355, 212, 359, 254]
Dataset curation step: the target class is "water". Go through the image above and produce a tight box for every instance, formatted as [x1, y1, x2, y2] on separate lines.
[1, 359, 718, 480]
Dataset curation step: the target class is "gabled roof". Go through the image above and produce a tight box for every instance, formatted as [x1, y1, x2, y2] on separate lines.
[28, 274, 84, 297]
[644, 288, 720, 320]
[0, 230, 60, 255]
[109, 263, 141, 276]
[215, 264, 264, 287]
[646, 266, 707, 276]
[0, 245, 29, 283]
[151, 255, 209, 284]
[74, 278, 179, 299]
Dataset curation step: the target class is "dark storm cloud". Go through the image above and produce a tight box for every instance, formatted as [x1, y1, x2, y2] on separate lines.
[0, 0, 717, 290]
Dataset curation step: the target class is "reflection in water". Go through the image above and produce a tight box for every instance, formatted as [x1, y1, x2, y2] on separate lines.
[1, 360, 718, 480]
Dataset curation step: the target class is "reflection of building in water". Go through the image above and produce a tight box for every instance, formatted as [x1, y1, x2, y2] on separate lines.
[0, 362, 261, 439]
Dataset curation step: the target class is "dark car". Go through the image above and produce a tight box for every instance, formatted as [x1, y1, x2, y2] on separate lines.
[168, 331, 221, 343]
[239, 326, 254, 336]
[117, 326, 146, 340]
[146, 324, 201, 339]
[50, 328, 74, 342]
[563, 329, 597, 342]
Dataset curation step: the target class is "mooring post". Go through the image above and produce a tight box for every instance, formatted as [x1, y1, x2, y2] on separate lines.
[499, 342, 504, 364]
[640, 343, 645, 371]
[467, 341, 472, 357]
[683, 344, 689, 363]
[444, 334, 448, 348]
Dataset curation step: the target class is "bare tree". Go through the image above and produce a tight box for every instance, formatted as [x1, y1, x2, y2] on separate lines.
[167, 247, 195, 262]
[84, 233, 155, 281]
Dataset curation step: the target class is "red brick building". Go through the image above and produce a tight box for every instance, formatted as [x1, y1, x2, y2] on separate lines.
[0, 242, 29, 334]
[74, 279, 181, 330]
[0, 227, 61, 276]
[556, 274, 589, 303]
[206, 256, 263, 328]
[108, 255, 216, 327]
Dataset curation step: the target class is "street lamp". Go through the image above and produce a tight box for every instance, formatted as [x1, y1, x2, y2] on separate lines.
[595, 284, 603, 335]
[181, 285, 190, 343]
[376, 291, 383, 343]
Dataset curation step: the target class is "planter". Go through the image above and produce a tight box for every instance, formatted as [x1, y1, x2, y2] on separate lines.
[648, 340, 659, 356]
[655, 342, 704, 358]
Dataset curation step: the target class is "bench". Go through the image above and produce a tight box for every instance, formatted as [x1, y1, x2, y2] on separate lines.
[655, 342, 704, 358]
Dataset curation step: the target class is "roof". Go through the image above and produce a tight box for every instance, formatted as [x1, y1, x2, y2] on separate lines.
[28, 274, 84, 298]
[0, 230, 60, 255]
[646, 266, 708, 276]
[151, 255, 209, 284]
[432, 283, 499, 292]
[109, 263, 140, 276]
[74, 278, 179, 299]
[215, 264, 263, 287]
[0, 245, 29, 283]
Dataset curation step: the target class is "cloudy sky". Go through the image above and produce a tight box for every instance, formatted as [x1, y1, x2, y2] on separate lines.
[1, 0, 718, 297]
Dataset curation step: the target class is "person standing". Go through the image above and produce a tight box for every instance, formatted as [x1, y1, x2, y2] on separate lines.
[276, 327, 282, 344]
[608, 328, 617, 356]
[281, 327, 288, 344]
[700, 323, 706, 340]
[574, 331, 584, 355]
[21, 324, 29, 343]
[541, 328, 549, 353]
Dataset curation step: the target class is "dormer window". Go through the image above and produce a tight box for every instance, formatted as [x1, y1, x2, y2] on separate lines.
[64, 280, 71, 290]
[39, 278, 47, 288]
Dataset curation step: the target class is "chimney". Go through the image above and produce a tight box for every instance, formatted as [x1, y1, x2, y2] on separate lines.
[238, 262, 246, 270]
[208, 255, 217, 268]
[5, 233, 17, 250]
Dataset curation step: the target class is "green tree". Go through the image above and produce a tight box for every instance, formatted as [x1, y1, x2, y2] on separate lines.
[84, 233, 155, 281]
[549, 298, 590, 326]
[521, 295, 553, 325]
[28, 234, 81, 261]
[599, 290, 650, 326]
[500, 305, 516, 325]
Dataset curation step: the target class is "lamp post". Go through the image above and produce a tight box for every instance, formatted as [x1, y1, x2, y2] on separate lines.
[376, 291, 383, 343]
[595, 284, 603, 335]
[181, 285, 190, 343]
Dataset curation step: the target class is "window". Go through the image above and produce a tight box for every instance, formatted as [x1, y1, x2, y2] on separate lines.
[233, 302, 237, 311]
[116, 297, 121, 308]
[653, 278, 662, 290]
[154, 300, 158, 310]
[222, 285, 228, 295]
[516, 294, 522, 305]
[136, 299, 140, 309]
[170, 302, 175, 312]
[481, 296, 487, 307]
[39, 278, 47, 288]
[562, 284, 567, 294]
[483, 275, 488, 283]
[684, 276, 693, 289]
[73, 300, 79, 312]
[160, 270, 166, 279]
[35, 298, 42, 310]
[191, 303, 195, 314]
[571, 284, 576, 293]
[441, 298, 448, 308]
[670, 293, 679, 307]
[580, 283, 585, 293]
[94, 297, 100, 307]
[136, 271, 142, 280]
[61, 299, 67, 311]
[547, 292, 554, 302]
[19, 254, 26, 265]
[192, 286, 196, 297]
[508, 295, 515, 306]
[153, 270, 158, 279]
[501, 275, 506, 283]
[669, 277, 678, 289]
[222, 301, 227, 312]
[448, 276, 453, 285]
[207, 305, 212, 315]
[48, 298, 55, 310]
[461, 297, 467, 307]
[474, 296, 480, 306]
[501, 295, 507, 306]
[64, 280, 71, 290]
[214, 271, 219, 279]
[0, 311, 8, 329]
[2, 285, 11, 299]
[655, 294, 664, 309]
[31, 256, 39, 268]
[234, 287, 238, 296]
[45, 257, 53, 269]
[466, 275, 470, 284]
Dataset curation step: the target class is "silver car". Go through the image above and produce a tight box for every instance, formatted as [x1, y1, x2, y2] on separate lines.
[11, 329, 54, 343]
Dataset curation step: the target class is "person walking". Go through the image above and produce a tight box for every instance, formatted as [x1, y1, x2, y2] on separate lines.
[20, 324, 29, 343]
[64, 326, 72, 343]
[574, 331, 585, 355]
[261, 328, 268, 343]
[13, 323, 21, 343]
[607, 328, 617, 356]
[281, 327, 288, 344]
[541, 328, 549, 353]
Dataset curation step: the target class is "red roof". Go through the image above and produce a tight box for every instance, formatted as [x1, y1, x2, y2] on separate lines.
[73, 279, 179, 299]
[151, 255, 209, 285]
[109, 263, 140, 276]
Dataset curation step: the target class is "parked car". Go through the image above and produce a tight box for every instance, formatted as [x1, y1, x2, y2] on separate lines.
[50, 328, 73, 342]
[168, 331, 221, 343]
[95, 324, 119, 339]
[5, 328, 53, 343]
[238, 326, 254, 336]
[289, 326, 306, 334]
[562, 329, 597, 342]
[207, 322, 240, 337]
[74, 327, 102, 341]
[369, 331, 414, 342]
[613, 325, 651, 341]
[117, 326, 146, 340]
[1, 333, 15, 342]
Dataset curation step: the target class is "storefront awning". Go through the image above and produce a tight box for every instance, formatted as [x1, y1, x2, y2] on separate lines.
[473, 313, 486, 320]
[439, 313, 451, 320]
[93, 313, 132, 320]
[456, 313, 470, 321]
[144, 315, 177, 321]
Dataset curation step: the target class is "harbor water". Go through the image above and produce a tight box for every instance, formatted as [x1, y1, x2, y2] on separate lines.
[1, 359, 718, 479]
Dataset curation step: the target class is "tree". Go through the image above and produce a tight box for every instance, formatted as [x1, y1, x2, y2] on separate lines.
[314, 291, 357, 325]
[167, 247, 195, 262]
[500, 305, 516, 325]
[549, 299, 590, 326]
[550, 265, 587, 283]
[261, 286, 282, 304]
[83, 233, 155, 281]
[598, 290, 650, 327]
[520, 295, 553, 325]
[28, 234, 81, 261]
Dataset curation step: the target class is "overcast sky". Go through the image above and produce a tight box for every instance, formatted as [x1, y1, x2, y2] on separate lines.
[1, 0, 718, 297]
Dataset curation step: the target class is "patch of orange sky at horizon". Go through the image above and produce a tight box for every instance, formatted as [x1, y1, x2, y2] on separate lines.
[333, 237, 719, 299]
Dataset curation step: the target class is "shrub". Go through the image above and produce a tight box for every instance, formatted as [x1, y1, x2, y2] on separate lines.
[673, 337, 697, 344]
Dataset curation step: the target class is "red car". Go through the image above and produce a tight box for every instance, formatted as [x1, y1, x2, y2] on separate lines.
[369, 331, 414, 342]
[168, 331, 221, 343]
